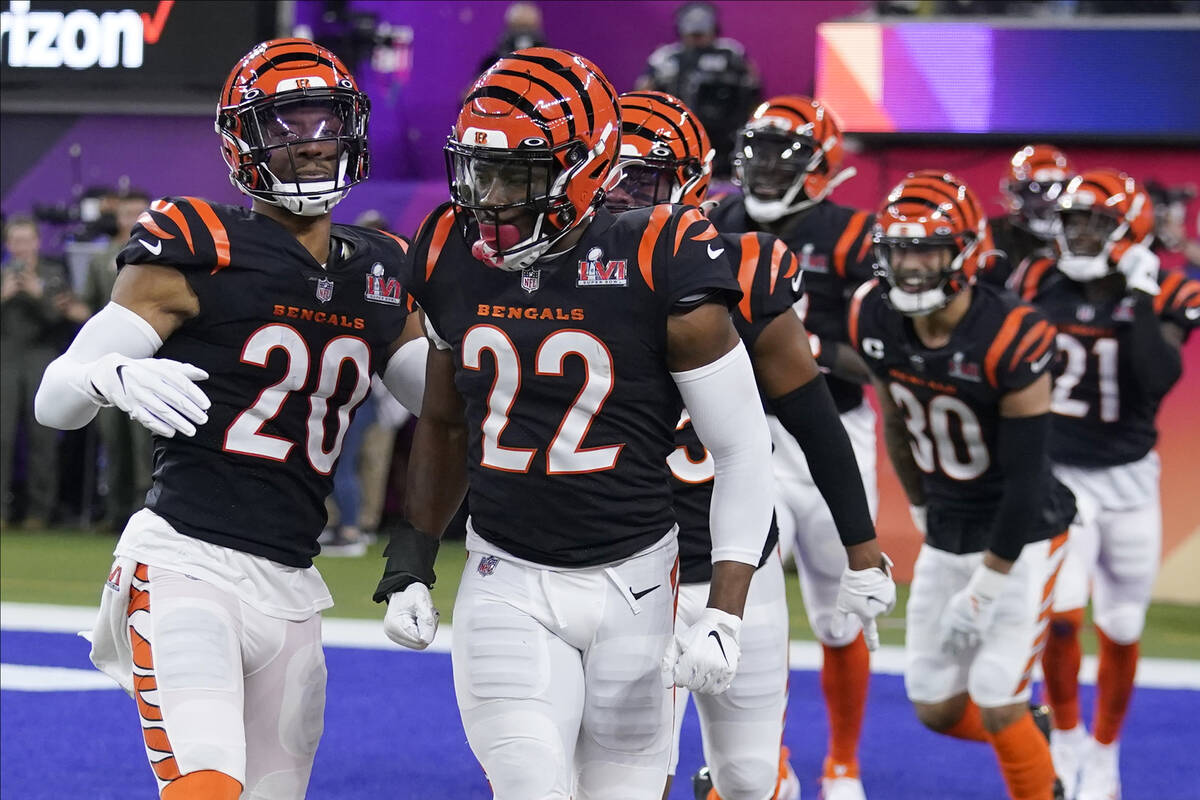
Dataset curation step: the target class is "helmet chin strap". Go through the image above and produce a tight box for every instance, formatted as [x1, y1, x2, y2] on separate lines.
[1057, 253, 1111, 283]
[887, 285, 949, 316]
[246, 153, 353, 216]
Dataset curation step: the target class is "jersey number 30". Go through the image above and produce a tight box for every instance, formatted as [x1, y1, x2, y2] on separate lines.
[889, 383, 990, 481]
[464, 325, 623, 474]
[223, 324, 371, 475]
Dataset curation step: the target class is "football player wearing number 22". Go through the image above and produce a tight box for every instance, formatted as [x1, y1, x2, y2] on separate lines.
[35, 39, 427, 800]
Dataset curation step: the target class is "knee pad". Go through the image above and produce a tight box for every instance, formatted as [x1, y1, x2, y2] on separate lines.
[583, 636, 666, 752]
[469, 711, 566, 800]
[1093, 603, 1146, 645]
[712, 756, 779, 800]
[278, 641, 326, 760]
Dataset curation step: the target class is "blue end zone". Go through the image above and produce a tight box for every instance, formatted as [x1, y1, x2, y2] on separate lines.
[2, 631, 1197, 799]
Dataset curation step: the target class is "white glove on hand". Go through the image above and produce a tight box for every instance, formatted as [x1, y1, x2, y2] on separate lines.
[86, 353, 209, 438]
[661, 608, 742, 695]
[1116, 243, 1161, 296]
[384, 583, 440, 650]
[939, 565, 1007, 656]
[909, 505, 928, 535]
[831, 553, 896, 651]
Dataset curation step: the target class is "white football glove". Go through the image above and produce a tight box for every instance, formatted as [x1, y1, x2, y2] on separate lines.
[909, 505, 928, 535]
[661, 607, 742, 695]
[383, 583, 440, 650]
[86, 354, 210, 438]
[831, 553, 896, 651]
[1116, 243, 1160, 296]
[939, 564, 1007, 656]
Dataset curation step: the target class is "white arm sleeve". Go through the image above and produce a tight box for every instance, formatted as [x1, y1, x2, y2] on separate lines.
[381, 335, 429, 417]
[35, 302, 162, 430]
[671, 341, 775, 566]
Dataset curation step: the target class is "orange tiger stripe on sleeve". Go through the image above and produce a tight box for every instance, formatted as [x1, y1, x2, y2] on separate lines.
[736, 233, 761, 322]
[847, 279, 876, 350]
[638, 204, 673, 292]
[135, 211, 178, 241]
[1017, 257, 1055, 302]
[768, 237, 789, 294]
[182, 197, 231, 273]
[673, 206, 718, 255]
[381, 230, 410, 254]
[833, 211, 871, 279]
[1009, 319, 1049, 372]
[425, 207, 457, 280]
[151, 200, 195, 255]
[985, 306, 1034, 388]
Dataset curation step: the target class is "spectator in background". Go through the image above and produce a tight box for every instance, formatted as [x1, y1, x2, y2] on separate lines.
[1147, 180, 1200, 277]
[1, 216, 71, 528]
[637, 2, 761, 178]
[477, 2, 547, 73]
[61, 190, 154, 531]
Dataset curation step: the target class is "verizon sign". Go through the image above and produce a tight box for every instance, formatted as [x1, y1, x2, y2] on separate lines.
[0, 0, 174, 69]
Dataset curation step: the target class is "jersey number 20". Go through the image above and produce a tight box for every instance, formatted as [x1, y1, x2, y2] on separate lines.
[223, 323, 371, 475]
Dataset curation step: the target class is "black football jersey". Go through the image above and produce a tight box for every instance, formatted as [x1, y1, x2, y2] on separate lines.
[1013, 257, 1200, 467]
[708, 193, 876, 413]
[672, 231, 798, 583]
[984, 216, 1053, 289]
[404, 203, 740, 568]
[851, 281, 1075, 553]
[117, 196, 412, 568]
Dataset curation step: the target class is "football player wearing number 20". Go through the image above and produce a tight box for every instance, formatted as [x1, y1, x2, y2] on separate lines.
[1011, 169, 1200, 800]
[852, 171, 1077, 800]
[35, 40, 427, 800]
[374, 49, 776, 799]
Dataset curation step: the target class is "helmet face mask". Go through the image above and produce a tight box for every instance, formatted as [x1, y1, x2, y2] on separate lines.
[218, 40, 370, 217]
[736, 129, 818, 204]
[608, 90, 713, 214]
[1053, 169, 1153, 284]
[1002, 144, 1073, 239]
[607, 161, 679, 212]
[874, 170, 987, 317]
[1009, 179, 1066, 237]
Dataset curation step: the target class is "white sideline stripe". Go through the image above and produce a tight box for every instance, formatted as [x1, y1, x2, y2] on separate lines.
[1, 663, 121, 692]
[4, 602, 1199, 691]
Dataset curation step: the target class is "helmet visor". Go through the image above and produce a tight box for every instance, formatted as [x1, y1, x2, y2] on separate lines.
[447, 147, 555, 214]
[606, 163, 676, 212]
[1012, 179, 1065, 226]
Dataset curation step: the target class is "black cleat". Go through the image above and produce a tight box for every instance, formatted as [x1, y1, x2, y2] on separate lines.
[692, 765, 713, 800]
[1031, 704, 1066, 800]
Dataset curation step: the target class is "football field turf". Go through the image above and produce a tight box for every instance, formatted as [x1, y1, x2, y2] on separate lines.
[2, 530, 1199, 799]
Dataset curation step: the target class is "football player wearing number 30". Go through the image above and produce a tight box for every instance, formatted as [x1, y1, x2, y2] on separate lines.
[851, 171, 1077, 800]
[35, 39, 427, 800]
[373, 49, 777, 799]
[1010, 169, 1200, 800]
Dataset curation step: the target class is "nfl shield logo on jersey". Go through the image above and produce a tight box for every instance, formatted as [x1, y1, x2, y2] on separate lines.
[316, 278, 334, 303]
[521, 268, 541, 294]
[477, 555, 499, 576]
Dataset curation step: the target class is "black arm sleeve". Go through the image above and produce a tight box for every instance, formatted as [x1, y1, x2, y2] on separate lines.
[769, 375, 876, 547]
[1126, 291, 1183, 399]
[988, 413, 1051, 562]
[373, 520, 441, 603]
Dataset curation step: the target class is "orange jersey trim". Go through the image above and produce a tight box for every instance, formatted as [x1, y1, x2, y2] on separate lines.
[426, 208, 456, 281]
[736, 234, 761, 322]
[381, 230, 410, 254]
[638, 205, 673, 292]
[673, 206, 717, 255]
[768, 238, 790, 295]
[1009, 319, 1049, 372]
[834, 211, 870, 279]
[985, 306, 1034, 388]
[182, 197, 231, 273]
[1155, 272, 1185, 315]
[847, 279, 876, 350]
[151, 200, 194, 255]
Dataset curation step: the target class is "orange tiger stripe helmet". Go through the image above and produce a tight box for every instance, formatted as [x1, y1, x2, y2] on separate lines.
[732, 95, 856, 223]
[217, 39, 369, 216]
[606, 91, 713, 213]
[1054, 168, 1154, 283]
[445, 48, 621, 271]
[1001, 143, 1074, 238]
[874, 170, 989, 316]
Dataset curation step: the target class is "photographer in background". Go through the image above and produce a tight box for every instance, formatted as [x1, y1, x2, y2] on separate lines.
[1, 216, 71, 528]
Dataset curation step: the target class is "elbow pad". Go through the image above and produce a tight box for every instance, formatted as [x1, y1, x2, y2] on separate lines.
[382, 336, 429, 417]
[988, 413, 1051, 562]
[672, 342, 774, 566]
[35, 302, 162, 430]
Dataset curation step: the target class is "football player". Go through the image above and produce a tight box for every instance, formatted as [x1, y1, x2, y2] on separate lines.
[607, 90, 894, 800]
[35, 40, 427, 799]
[851, 171, 1076, 800]
[1010, 169, 1199, 800]
[986, 144, 1075, 287]
[705, 95, 882, 800]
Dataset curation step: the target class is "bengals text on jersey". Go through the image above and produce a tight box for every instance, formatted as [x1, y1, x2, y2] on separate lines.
[118, 196, 412, 567]
[850, 280, 1076, 553]
[402, 202, 739, 568]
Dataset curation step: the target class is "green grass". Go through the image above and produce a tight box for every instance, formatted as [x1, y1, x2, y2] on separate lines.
[2, 529, 1198, 659]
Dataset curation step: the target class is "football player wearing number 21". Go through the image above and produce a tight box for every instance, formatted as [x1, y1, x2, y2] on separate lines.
[35, 39, 427, 800]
